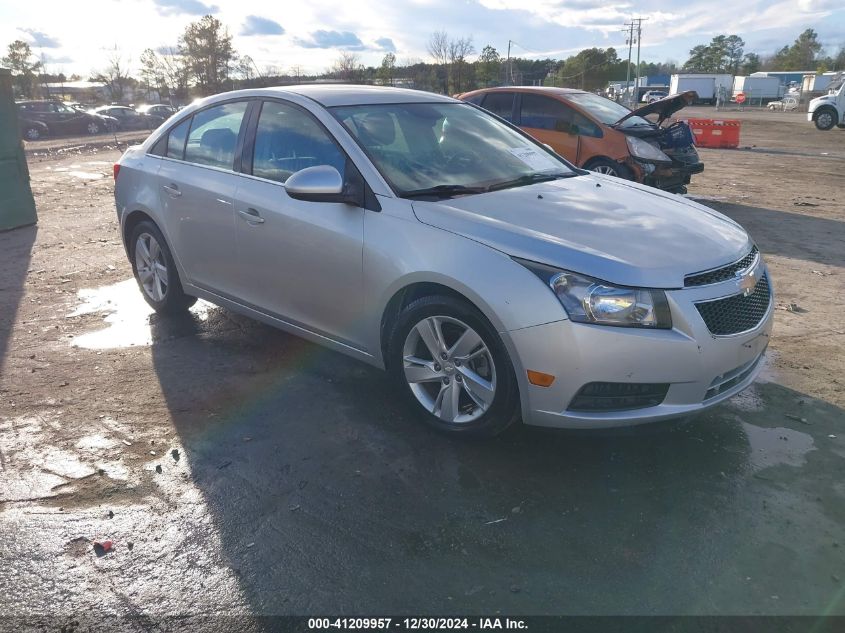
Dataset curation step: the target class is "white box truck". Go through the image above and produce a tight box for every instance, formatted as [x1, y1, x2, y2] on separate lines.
[670, 74, 734, 104]
[733, 75, 783, 103]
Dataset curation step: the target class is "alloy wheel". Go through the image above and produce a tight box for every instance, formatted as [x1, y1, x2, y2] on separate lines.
[25, 128, 40, 140]
[87, 122, 99, 134]
[134, 233, 168, 302]
[591, 165, 618, 176]
[402, 315, 497, 424]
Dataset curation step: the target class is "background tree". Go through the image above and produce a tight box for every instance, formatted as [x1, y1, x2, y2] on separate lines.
[179, 15, 235, 96]
[377, 52, 396, 86]
[331, 52, 363, 82]
[448, 36, 475, 93]
[427, 31, 451, 93]
[476, 45, 501, 87]
[740, 52, 761, 74]
[93, 47, 132, 102]
[2, 40, 41, 98]
[771, 29, 822, 70]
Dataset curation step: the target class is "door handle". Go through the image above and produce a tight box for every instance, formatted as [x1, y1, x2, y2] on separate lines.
[238, 208, 265, 224]
[162, 183, 181, 197]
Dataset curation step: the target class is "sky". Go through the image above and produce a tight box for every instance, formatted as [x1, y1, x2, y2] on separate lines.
[1, 0, 844, 78]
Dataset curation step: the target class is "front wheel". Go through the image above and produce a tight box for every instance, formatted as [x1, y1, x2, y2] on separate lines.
[129, 221, 196, 313]
[814, 109, 837, 131]
[387, 295, 520, 436]
[584, 158, 632, 179]
[86, 121, 101, 135]
[23, 126, 42, 141]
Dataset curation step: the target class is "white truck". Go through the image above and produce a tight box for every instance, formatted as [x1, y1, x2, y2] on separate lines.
[732, 75, 784, 103]
[670, 74, 733, 104]
[808, 72, 845, 130]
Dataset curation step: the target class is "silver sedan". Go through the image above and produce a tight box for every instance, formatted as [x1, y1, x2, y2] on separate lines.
[114, 85, 773, 435]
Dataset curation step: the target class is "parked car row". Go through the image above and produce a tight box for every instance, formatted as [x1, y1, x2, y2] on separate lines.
[16, 100, 177, 141]
[114, 85, 773, 437]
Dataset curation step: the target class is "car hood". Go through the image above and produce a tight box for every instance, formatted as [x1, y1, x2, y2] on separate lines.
[411, 174, 751, 289]
[616, 90, 697, 125]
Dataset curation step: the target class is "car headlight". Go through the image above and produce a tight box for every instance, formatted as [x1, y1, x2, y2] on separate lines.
[516, 259, 672, 329]
[626, 136, 672, 163]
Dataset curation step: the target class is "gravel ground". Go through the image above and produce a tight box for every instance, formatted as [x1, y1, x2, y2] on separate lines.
[1, 108, 844, 627]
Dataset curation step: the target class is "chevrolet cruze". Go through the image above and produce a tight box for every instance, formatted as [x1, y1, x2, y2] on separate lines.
[114, 85, 774, 436]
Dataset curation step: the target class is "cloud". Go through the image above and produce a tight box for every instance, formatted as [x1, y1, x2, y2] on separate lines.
[19, 28, 60, 48]
[152, 0, 219, 16]
[374, 37, 396, 52]
[296, 30, 365, 50]
[41, 54, 74, 64]
[241, 15, 285, 36]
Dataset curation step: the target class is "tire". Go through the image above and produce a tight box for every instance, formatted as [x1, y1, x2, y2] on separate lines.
[129, 220, 196, 313]
[584, 158, 632, 179]
[387, 295, 520, 437]
[814, 109, 837, 131]
[22, 126, 42, 141]
[86, 120, 101, 135]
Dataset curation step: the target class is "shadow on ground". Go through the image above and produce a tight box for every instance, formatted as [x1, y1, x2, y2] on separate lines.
[0, 225, 36, 374]
[148, 306, 845, 616]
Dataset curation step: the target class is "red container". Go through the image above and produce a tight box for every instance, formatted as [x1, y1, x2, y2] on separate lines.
[685, 118, 741, 149]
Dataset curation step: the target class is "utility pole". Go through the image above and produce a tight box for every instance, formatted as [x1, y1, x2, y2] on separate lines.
[506, 40, 512, 86]
[623, 23, 634, 104]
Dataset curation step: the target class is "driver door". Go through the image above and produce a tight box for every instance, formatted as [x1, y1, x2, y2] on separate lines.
[233, 100, 366, 349]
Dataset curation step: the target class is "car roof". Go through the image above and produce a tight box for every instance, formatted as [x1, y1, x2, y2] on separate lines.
[465, 86, 588, 97]
[193, 84, 457, 108]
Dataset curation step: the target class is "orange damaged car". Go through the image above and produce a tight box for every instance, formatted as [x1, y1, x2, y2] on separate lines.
[459, 87, 703, 193]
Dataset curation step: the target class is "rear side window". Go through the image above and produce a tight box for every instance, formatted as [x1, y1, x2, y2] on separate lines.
[165, 118, 191, 160]
[519, 94, 574, 132]
[481, 92, 514, 121]
[463, 94, 485, 105]
[184, 101, 248, 170]
[252, 101, 346, 184]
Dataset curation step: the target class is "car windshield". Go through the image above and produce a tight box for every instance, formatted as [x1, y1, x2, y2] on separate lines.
[565, 92, 652, 128]
[331, 102, 575, 197]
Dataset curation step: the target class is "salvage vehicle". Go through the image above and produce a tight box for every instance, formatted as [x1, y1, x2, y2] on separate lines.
[808, 72, 845, 131]
[459, 87, 703, 193]
[114, 86, 773, 436]
[16, 99, 111, 136]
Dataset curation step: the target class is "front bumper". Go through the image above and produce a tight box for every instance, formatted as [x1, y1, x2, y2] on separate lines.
[505, 266, 774, 429]
[629, 158, 704, 191]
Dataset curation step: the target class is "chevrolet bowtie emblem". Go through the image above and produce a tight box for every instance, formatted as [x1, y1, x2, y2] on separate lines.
[738, 270, 757, 297]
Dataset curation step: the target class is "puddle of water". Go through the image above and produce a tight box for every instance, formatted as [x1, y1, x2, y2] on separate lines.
[68, 170, 105, 180]
[742, 422, 815, 472]
[69, 279, 210, 350]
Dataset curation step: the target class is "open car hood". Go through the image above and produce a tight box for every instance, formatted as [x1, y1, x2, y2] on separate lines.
[615, 90, 697, 126]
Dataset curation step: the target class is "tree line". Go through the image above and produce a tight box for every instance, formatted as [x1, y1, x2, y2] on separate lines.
[3, 17, 844, 103]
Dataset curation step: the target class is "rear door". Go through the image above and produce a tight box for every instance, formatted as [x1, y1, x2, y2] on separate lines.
[156, 100, 249, 297]
[516, 93, 580, 162]
[233, 99, 365, 348]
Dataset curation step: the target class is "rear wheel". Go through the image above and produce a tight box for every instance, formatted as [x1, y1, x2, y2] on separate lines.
[387, 295, 520, 436]
[584, 158, 632, 179]
[129, 221, 196, 313]
[814, 109, 837, 131]
[23, 126, 42, 141]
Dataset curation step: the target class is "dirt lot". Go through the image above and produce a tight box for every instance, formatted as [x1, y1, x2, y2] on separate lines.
[1, 107, 844, 627]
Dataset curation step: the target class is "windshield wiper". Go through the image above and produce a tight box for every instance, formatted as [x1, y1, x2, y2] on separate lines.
[400, 184, 487, 199]
[486, 172, 574, 192]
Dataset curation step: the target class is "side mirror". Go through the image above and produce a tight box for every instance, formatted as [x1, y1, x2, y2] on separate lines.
[285, 165, 357, 204]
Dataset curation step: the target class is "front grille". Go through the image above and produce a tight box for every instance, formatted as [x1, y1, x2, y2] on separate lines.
[685, 246, 758, 287]
[568, 382, 670, 412]
[695, 274, 771, 336]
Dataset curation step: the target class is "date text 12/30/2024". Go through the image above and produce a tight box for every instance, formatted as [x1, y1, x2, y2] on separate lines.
[308, 618, 528, 630]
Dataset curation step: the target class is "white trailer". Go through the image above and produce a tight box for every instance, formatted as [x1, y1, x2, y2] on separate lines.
[670, 75, 716, 102]
[732, 76, 783, 103]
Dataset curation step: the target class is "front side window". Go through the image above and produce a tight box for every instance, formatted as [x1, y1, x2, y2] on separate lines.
[333, 102, 574, 195]
[565, 92, 652, 129]
[519, 94, 574, 132]
[480, 92, 514, 121]
[184, 101, 248, 170]
[252, 101, 346, 183]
